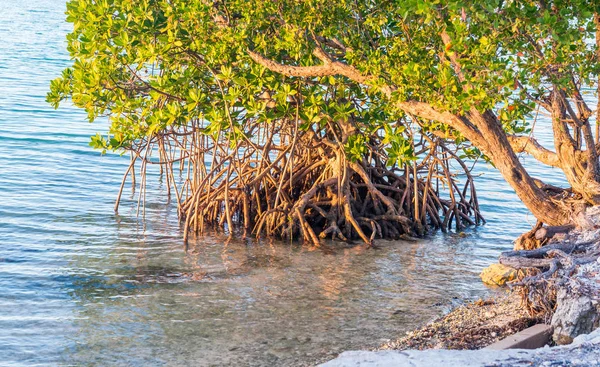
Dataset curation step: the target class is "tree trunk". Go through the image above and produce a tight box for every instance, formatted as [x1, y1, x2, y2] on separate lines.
[472, 110, 572, 226]
[552, 91, 600, 205]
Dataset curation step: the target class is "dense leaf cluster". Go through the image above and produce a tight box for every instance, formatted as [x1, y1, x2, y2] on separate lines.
[48, 0, 600, 164]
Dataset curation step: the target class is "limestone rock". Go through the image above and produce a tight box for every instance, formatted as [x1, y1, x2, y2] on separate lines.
[552, 287, 600, 345]
[321, 328, 600, 367]
[480, 263, 517, 286]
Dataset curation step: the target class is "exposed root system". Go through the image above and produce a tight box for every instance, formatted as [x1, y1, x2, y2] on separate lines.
[115, 114, 483, 246]
[500, 225, 600, 314]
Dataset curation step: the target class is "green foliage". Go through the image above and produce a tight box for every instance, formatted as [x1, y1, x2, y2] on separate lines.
[48, 0, 600, 163]
[381, 125, 417, 166]
[345, 134, 368, 162]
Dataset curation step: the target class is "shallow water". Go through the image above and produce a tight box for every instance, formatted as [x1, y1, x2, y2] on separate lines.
[0, 1, 570, 366]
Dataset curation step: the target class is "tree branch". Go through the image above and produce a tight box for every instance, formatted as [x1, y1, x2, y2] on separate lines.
[246, 49, 485, 146]
[247, 48, 374, 86]
[507, 134, 560, 167]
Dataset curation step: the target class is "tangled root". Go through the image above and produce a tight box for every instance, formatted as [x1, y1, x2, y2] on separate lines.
[116, 117, 484, 247]
[501, 232, 600, 315]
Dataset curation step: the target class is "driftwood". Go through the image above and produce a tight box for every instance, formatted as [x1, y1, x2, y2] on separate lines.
[535, 224, 576, 241]
[499, 225, 600, 316]
[500, 240, 598, 284]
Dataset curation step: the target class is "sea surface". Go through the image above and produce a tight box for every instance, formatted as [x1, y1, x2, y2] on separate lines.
[0, 1, 569, 366]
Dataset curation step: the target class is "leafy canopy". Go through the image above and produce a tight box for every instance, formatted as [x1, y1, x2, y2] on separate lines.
[48, 0, 600, 162]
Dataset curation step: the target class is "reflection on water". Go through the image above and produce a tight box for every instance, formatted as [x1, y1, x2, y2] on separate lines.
[61, 233, 494, 366]
[0, 0, 569, 366]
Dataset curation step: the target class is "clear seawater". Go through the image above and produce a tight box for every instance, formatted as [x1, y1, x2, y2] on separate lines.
[0, 1, 569, 366]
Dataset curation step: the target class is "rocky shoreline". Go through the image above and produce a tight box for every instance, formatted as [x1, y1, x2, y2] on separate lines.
[321, 216, 600, 365]
[500, 207, 600, 344]
[379, 293, 540, 351]
[321, 285, 600, 367]
[322, 327, 600, 366]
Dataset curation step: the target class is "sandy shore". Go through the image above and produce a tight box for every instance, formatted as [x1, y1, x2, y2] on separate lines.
[379, 292, 545, 351]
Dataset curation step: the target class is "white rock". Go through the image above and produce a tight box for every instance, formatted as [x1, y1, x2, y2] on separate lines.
[321, 329, 600, 367]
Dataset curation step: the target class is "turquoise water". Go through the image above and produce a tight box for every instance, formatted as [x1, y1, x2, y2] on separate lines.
[0, 1, 569, 366]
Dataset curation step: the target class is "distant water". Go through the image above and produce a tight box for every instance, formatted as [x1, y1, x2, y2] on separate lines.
[0, 1, 569, 366]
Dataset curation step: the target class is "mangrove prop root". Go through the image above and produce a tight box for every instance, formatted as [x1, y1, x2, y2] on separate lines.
[117, 118, 483, 247]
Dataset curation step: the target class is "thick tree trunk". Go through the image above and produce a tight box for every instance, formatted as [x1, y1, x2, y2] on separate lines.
[397, 104, 574, 226]
[551, 92, 600, 206]
[472, 110, 572, 226]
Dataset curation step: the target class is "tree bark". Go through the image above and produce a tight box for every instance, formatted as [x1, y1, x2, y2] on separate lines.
[552, 91, 600, 205]
[469, 110, 571, 226]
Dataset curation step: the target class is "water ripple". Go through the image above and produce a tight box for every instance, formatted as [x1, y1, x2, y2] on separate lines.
[0, 0, 567, 366]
